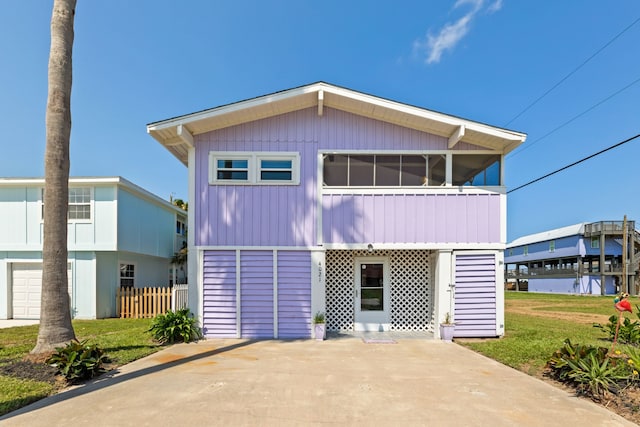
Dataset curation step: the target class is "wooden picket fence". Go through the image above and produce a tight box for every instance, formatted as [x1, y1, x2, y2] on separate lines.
[117, 285, 188, 319]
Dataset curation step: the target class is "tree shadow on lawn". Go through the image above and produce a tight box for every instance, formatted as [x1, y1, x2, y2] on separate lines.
[0, 339, 257, 421]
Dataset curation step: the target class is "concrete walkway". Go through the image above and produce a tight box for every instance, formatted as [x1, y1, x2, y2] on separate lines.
[1, 337, 635, 426]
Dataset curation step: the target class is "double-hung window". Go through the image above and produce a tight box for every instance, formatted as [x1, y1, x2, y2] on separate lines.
[68, 187, 91, 220]
[209, 152, 299, 185]
[41, 187, 92, 221]
[119, 263, 135, 288]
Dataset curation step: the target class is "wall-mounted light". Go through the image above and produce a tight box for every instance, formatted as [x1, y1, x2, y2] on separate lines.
[367, 243, 374, 253]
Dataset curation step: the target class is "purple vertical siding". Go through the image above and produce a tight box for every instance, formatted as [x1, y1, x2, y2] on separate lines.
[202, 251, 237, 338]
[277, 251, 312, 338]
[240, 251, 274, 338]
[454, 253, 497, 337]
[322, 193, 501, 244]
[194, 107, 494, 247]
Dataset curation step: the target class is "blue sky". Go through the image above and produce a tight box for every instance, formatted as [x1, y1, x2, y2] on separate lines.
[1, 0, 639, 241]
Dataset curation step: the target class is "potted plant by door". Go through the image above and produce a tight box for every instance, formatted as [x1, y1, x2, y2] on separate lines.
[313, 312, 326, 341]
[439, 312, 455, 342]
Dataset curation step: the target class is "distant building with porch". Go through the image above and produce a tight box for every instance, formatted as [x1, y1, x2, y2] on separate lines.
[505, 221, 640, 295]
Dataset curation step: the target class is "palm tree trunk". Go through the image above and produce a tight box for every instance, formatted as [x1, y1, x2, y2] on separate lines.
[32, 0, 77, 354]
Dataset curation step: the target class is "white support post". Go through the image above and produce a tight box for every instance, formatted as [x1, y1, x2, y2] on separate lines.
[311, 250, 326, 338]
[433, 250, 454, 339]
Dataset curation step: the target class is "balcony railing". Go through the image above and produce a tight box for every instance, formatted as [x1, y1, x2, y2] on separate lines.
[584, 221, 636, 236]
[506, 264, 635, 278]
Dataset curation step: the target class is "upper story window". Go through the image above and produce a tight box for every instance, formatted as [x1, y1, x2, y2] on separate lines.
[176, 218, 186, 236]
[549, 240, 555, 252]
[452, 154, 501, 186]
[323, 152, 502, 187]
[591, 236, 599, 249]
[209, 152, 300, 185]
[323, 154, 445, 187]
[523, 246, 529, 256]
[68, 187, 91, 220]
[216, 158, 249, 181]
[41, 187, 92, 221]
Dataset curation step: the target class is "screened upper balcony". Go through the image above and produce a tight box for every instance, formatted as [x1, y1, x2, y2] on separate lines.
[322, 153, 501, 187]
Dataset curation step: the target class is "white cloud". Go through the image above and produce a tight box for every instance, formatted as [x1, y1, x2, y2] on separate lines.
[487, 0, 503, 13]
[414, 0, 502, 64]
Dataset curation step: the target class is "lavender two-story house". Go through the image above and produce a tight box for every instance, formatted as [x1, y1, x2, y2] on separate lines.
[147, 82, 526, 339]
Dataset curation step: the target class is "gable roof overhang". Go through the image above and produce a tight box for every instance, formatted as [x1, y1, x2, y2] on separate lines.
[147, 82, 527, 166]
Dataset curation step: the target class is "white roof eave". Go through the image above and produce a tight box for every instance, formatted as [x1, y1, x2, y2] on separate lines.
[147, 82, 527, 165]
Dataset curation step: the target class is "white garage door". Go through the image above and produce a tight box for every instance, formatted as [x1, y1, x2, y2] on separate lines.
[12, 263, 72, 319]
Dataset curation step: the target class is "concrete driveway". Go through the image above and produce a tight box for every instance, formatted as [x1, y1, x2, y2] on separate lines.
[1, 337, 634, 426]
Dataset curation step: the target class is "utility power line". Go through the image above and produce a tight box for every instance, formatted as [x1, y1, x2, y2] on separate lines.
[507, 133, 640, 194]
[507, 75, 640, 159]
[504, 15, 640, 127]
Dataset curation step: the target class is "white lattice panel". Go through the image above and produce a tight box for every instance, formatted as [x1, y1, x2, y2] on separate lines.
[325, 250, 431, 332]
[325, 250, 356, 331]
[390, 250, 431, 331]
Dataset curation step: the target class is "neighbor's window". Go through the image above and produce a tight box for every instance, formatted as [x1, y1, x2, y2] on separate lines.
[209, 152, 299, 185]
[523, 246, 529, 256]
[323, 154, 445, 187]
[452, 154, 501, 186]
[591, 236, 600, 249]
[176, 219, 186, 235]
[549, 240, 555, 252]
[119, 263, 135, 288]
[41, 187, 92, 220]
[68, 187, 91, 220]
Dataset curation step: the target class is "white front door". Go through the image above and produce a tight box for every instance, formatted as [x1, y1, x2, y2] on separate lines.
[354, 258, 390, 332]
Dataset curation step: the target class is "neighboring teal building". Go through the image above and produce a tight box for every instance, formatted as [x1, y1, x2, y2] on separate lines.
[0, 177, 187, 319]
[505, 221, 640, 295]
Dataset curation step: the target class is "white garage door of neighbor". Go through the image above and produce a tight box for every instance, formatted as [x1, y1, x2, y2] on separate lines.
[12, 263, 72, 319]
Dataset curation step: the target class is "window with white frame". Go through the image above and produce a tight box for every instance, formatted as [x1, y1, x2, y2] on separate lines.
[176, 218, 186, 235]
[209, 152, 299, 185]
[68, 187, 91, 219]
[591, 236, 600, 249]
[41, 187, 92, 220]
[549, 240, 555, 252]
[523, 246, 529, 256]
[119, 263, 135, 288]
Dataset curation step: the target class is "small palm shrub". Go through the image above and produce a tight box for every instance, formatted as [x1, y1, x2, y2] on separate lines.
[47, 340, 110, 383]
[547, 339, 631, 399]
[148, 308, 202, 344]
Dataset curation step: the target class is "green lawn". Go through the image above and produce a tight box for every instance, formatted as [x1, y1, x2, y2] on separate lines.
[0, 318, 161, 416]
[460, 292, 627, 376]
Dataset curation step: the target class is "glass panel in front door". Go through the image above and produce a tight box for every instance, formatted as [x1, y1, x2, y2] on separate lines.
[360, 263, 383, 311]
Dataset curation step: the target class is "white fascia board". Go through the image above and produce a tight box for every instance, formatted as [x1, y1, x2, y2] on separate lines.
[146, 83, 325, 133]
[322, 85, 526, 143]
[147, 82, 526, 142]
